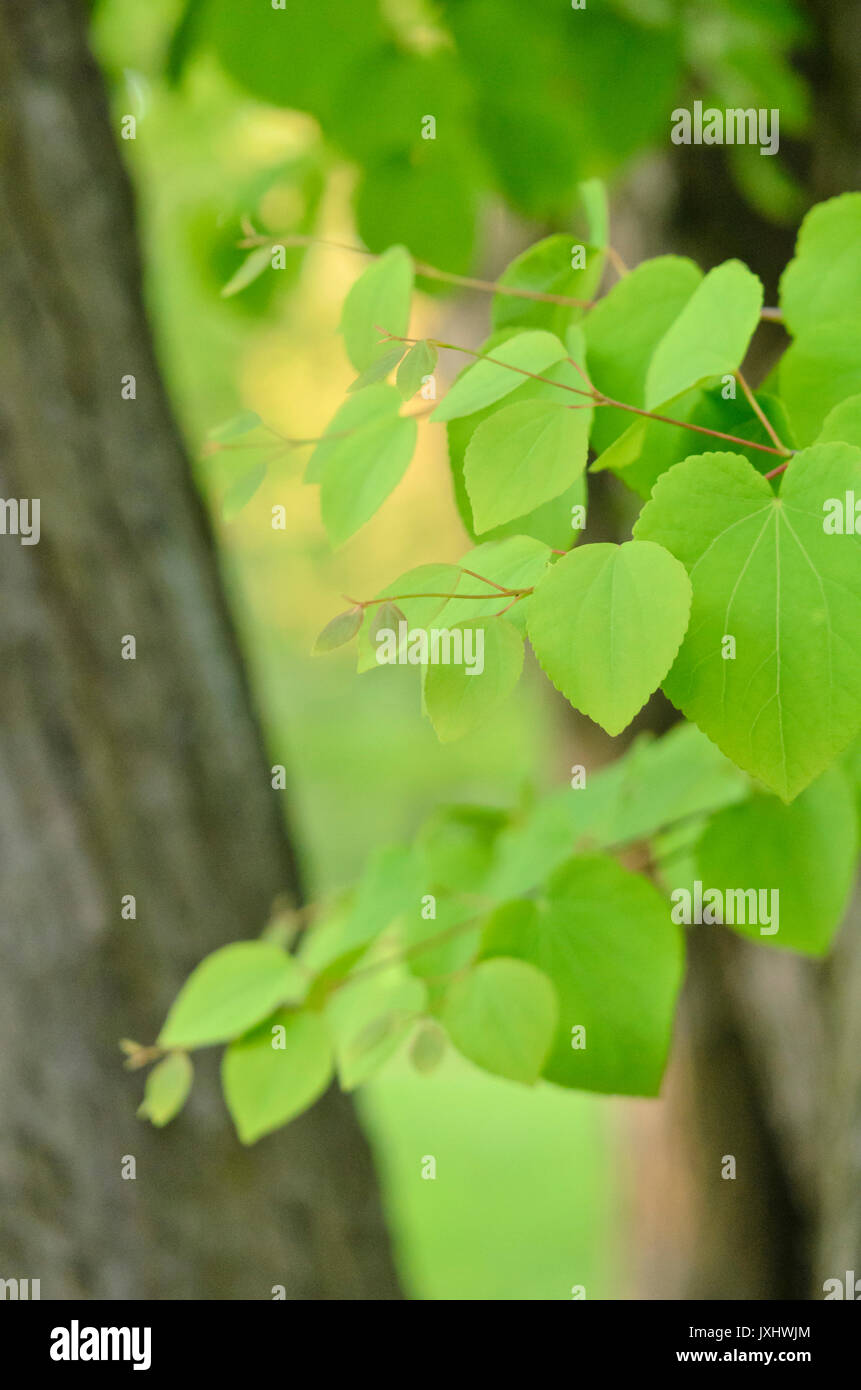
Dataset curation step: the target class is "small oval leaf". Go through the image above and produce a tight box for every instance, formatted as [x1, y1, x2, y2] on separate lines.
[410, 1021, 446, 1074]
[222, 462, 267, 521]
[208, 410, 262, 442]
[138, 1052, 193, 1128]
[396, 339, 438, 400]
[314, 606, 364, 654]
[368, 600, 407, 655]
[348, 344, 406, 392]
[221, 245, 273, 298]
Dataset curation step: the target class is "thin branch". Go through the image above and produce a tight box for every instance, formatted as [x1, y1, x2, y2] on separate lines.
[351, 587, 535, 607]
[239, 229, 784, 323]
[458, 566, 514, 594]
[380, 329, 595, 401]
[382, 331, 790, 458]
[736, 369, 791, 455]
[329, 910, 486, 993]
[493, 595, 526, 618]
[593, 395, 790, 458]
[763, 460, 790, 480]
[243, 231, 593, 309]
[566, 354, 597, 393]
[605, 244, 629, 277]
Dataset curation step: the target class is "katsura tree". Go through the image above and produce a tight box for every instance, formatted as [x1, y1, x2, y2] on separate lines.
[129, 189, 861, 1293]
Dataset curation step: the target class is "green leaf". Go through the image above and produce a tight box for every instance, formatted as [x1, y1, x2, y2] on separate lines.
[222, 1009, 333, 1145]
[729, 144, 805, 225]
[584, 255, 702, 453]
[367, 601, 407, 652]
[478, 899, 539, 959]
[464, 398, 591, 534]
[577, 178, 609, 249]
[221, 245, 273, 298]
[327, 47, 470, 164]
[222, 462, 267, 521]
[591, 384, 795, 497]
[326, 967, 426, 1090]
[446, 346, 589, 546]
[299, 844, 421, 974]
[349, 1012, 403, 1056]
[356, 562, 462, 673]
[138, 1052, 193, 1128]
[396, 339, 438, 400]
[313, 606, 363, 654]
[441, 957, 558, 1084]
[165, 0, 209, 88]
[780, 320, 861, 446]
[208, 410, 262, 442]
[527, 541, 692, 736]
[779, 193, 861, 337]
[340, 245, 413, 371]
[347, 344, 406, 392]
[409, 1021, 446, 1074]
[644, 260, 763, 409]
[843, 733, 861, 827]
[403, 896, 481, 989]
[430, 536, 553, 639]
[634, 445, 861, 800]
[817, 394, 861, 448]
[207, 0, 384, 123]
[357, 150, 478, 278]
[570, 19, 683, 170]
[430, 330, 568, 423]
[320, 409, 417, 546]
[425, 618, 524, 742]
[692, 766, 857, 956]
[482, 856, 684, 1096]
[485, 723, 747, 901]
[415, 803, 508, 895]
[491, 234, 605, 338]
[305, 383, 400, 484]
[158, 942, 307, 1049]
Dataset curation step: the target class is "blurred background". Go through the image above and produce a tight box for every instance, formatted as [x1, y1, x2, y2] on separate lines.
[5, 0, 851, 1299]
[91, 0, 858, 1300]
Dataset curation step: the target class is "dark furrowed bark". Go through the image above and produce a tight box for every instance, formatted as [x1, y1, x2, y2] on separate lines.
[0, 0, 401, 1300]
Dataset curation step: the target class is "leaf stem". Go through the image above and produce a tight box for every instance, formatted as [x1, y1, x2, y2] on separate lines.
[384, 331, 794, 460]
[327, 910, 487, 994]
[348, 562, 536, 610]
[593, 395, 790, 458]
[241, 230, 784, 321]
[457, 566, 516, 594]
[763, 460, 790, 480]
[736, 369, 791, 455]
[351, 588, 534, 607]
[380, 330, 595, 400]
[605, 245, 629, 278]
[243, 232, 593, 308]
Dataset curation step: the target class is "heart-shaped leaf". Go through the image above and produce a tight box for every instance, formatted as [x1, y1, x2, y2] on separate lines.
[634, 444, 861, 800]
[527, 541, 692, 735]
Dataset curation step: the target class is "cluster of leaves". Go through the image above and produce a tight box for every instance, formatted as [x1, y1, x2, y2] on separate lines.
[131, 190, 861, 1141]
[130, 722, 858, 1142]
[170, 0, 810, 283]
[314, 192, 861, 805]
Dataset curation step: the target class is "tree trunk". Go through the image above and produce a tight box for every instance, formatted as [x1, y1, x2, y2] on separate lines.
[0, 0, 401, 1300]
